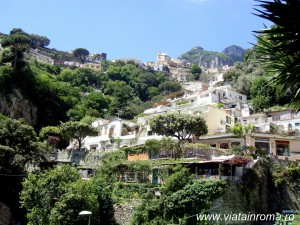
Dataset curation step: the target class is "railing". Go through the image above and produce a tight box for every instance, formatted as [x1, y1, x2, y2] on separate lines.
[119, 172, 149, 183]
[195, 175, 241, 181]
[173, 103, 193, 110]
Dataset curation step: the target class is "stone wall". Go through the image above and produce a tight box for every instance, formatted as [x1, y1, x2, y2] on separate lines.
[0, 202, 11, 225]
[114, 199, 141, 225]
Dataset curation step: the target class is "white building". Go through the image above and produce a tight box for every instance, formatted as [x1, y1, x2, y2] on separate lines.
[209, 73, 224, 87]
[82, 118, 137, 151]
[242, 110, 300, 134]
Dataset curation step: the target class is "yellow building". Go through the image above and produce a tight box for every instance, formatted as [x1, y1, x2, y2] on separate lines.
[201, 105, 235, 135]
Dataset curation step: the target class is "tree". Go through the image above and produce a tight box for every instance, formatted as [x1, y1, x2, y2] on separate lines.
[190, 64, 202, 80]
[251, 96, 271, 112]
[92, 175, 117, 224]
[20, 165, 81, 225]
[39, 126, 61, 151]
[106, 64, 123, 81]
[73, 48, 89, 64]
[131, 179, 226, 225]
[81, 92, 111, 117]
[105, 80, 134, 117]
[0, 118, 43, 174]
[9, 28, 25, 35]
[150, 113, 208, 159]
[48, 179, 100, 225]
[148, 86, 160, 99]
[254, 0, 300, 108]
[158, 80, 181, 94]
[60, 121, 98, 150]
[163, 165, 192, 195]
[1, 30, 31, 69]
[21, 164, 117, 225]
[149, 112, 208, 141]
[231, 123, 255, 148]
[139, 72, 159, 87]
[0, 118, 44, 224]
[30, 34, 50, 47]
[250, 76, 274, 111]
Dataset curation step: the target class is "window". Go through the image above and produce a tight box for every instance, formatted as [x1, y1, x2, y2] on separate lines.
[220, 143, 229, 149]
[109, 127, 115, 138]
[255, 138, 270, 155]
[147, 130, 153, 136]
[226, 116, 231, 124]
[295, 122, 300, 127]
[239, 96, 243, 100]
[276, 140, 289, 156]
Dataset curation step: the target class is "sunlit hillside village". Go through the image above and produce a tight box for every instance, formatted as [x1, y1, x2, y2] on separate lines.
[33, 48, 300, 182]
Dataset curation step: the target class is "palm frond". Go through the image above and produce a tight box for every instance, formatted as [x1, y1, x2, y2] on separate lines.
[253, 0, 300, 108]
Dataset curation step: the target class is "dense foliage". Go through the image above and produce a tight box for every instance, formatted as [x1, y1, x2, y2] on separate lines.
[20, 164, 117, 225]
[60, 121, 98, 150]
[223, 49, 293, 112]
[0, 117, 45, 224]
[0, 117, 43, 174]
[149, 112, 208, 140]
[131, 178, 226, 225]
[0, 28, 182, 128]
[231, 123, 255, 147]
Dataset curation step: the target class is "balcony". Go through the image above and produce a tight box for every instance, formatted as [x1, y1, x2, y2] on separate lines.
[173, 102, 193, 110]
[194, 175, 241, 181]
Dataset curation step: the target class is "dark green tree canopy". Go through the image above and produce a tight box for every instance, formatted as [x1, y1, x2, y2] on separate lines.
[20, 164, 117, 225]
[149, 112, 208, 140]
[73, 48, 89, 64]
[158, 80, 182, 94]
[0, 118, 43, 174]
[1, 30, 31, 69]
[20, 165, 82, 225]
[60, 121, 98, 150]
[9, 28, 26, 35]
[30, 34, 50, 47]
[190, 64, 202, 80]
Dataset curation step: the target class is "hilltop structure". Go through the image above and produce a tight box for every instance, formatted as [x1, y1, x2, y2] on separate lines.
[145, 51, 191, 82]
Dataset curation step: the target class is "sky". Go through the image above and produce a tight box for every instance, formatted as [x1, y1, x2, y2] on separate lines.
[1, 0, 272, 62]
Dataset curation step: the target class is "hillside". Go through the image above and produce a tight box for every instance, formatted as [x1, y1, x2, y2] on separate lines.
[222, 45, 246, 63]
[179, 45, 246, 68]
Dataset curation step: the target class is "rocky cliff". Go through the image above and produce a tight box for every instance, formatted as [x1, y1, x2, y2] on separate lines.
[179, 45, 246, 69]
[222, 45, 247, 63]
[0, 89, 37, 126]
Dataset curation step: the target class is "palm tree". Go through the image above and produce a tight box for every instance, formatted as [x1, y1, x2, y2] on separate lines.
[253, 0, 300, 108]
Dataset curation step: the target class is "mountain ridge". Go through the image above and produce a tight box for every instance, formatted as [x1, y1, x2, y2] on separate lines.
[179, 45, 247, 68]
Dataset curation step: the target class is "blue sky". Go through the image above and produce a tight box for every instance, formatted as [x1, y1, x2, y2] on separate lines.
[1, 0, 271, 62]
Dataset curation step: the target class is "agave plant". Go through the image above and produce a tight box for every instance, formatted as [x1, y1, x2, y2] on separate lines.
[253, 0, 300, 109]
